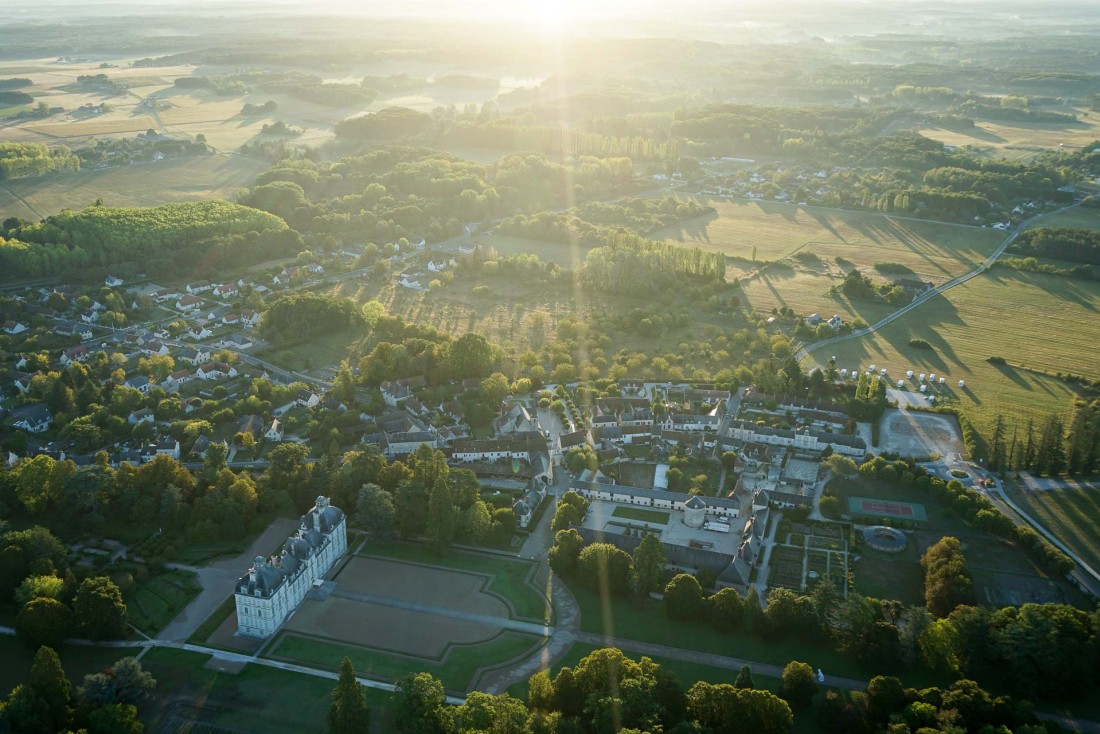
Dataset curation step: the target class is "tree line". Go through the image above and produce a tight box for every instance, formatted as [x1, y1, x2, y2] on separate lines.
[986, 403, 1100, 477]
[495, 197, 712, 248]
[0, 142, 80, 180]
[581, 232, 725, 294]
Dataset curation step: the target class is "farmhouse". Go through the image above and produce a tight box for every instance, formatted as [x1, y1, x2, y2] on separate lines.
[235, 496, 347, 638]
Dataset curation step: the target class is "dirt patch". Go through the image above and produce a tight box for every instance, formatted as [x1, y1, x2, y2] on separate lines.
[878, 409, 964, 458]
[337, 556, 510, 617]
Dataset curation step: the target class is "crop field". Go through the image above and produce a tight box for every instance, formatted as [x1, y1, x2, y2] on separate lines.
[0, 155, 267, 218]
[1004, 480, 1100, 572]
[654, 197, 1002, 281]
[916, 110, 1100, 153]
[804, 268, 1098, 439]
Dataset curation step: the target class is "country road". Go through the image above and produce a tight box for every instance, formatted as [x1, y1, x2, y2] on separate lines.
[794, 202, 1081, 362]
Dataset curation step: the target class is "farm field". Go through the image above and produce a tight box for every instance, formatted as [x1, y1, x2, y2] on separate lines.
[739, 267, 898, 323]
[1024, 205, 1100, 232]
[916, 111, 1100, 153]
[654, 197, 1002, 282]
[1004, 480, 1100, 572]
[803, 268, 1099, 439]
[0, 154, 266, 218]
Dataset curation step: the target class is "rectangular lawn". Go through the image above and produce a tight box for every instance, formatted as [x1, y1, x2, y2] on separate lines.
[611, 506, 671, 524]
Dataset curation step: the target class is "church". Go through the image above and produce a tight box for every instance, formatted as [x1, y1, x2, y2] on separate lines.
[235, 495, 348, 638]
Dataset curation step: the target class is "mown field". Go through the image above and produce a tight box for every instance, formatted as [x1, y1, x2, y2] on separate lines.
[916, 110, 1100, 154]
[1024, 205, 1100, 232]
[654, 198, 1002, 282]
[739, 266, 898, 324]
[1004, 480, 1100, 572]
[0, 154, 266, 218]
[803, 268, 1099, 439]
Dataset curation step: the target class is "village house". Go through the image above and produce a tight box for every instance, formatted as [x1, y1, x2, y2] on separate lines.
[186, 281, 213, 294]
[264, 418, 285, 442]
[60, 346, 91, 366]
[197, 361, 237, 380]
[219, 332, 254, 350]
[104, 275, 124, 287]
[128, 408, 155, 425]
[187, 324, 213, 340]
[176, 295, 202, 312]
[12, 404, 52, 434]
[164, 369, 192, 388]
[384, 431, 438, 458]
[214, 283, 238, 298]
[381, 376, 427, 407]
[727, 419, 867, 457]
[296, 389, 321, 409]
[124, 375, 152, 394]
[3, 321, 28, 335]
[177, 347, 211, 366]
[155, 436, 181, 460]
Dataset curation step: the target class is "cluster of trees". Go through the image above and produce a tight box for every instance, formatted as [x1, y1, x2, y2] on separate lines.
[582, 232, 725, 294]
[73, 135, 209, 167]
[837, 269, 911, 306]
[241, 99, 278, 115]
[335, 107, 433, 140]
[451, 122, 679, 161]
[0, 200, 289, 278]
[0, 142, 80, 180]
[1010, 226, 1100, 266]
[356, 326, 498, 387]
[495, 197, 712, 248]
[986, 409, 1099, 478]
[261, 121, 303, 137]
[173, 75, 246, 95]
[0, 78, 32, 90]
[259, 292, 362, 343]
[921, 537, 974, 618]
[0, 647, 155, 734]
[849, 371, 888, 422]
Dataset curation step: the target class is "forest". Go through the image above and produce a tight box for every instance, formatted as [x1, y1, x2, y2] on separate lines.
[0, 142, 80, 180]
[0, 201, 289, 279]
[1009, 227, 1100, 265]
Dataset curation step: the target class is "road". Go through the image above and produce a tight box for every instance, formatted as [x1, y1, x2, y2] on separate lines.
[794, 203, 1082, 362]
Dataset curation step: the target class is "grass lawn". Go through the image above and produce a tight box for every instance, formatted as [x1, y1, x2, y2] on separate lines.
[803, 269, 1098, 442]
[852, 545, 925, 606]
[1003, 480, 1100, 572]
[0, 636, 132, 698]
[360, 542, 550, 622]
[188, 594, 237, 646]
[140, 647, 396, 733]
[611, 506, 671, 524]
[566, 581, 864, 679]
[0, 155, 266, 219]
[128, 570, 201, 636]
[269, 630, 542, 692]
[654, 197, 1001, 281]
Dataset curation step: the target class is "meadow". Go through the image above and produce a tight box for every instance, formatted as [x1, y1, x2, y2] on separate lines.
[1003, 480, 1100, 573]
[654, 197, 1002, 282]
[916, 110, 1100, 155]
[804, 268, 1100, 439]
[1023, 205, 1100, 232]
[0, 154, 266, 218]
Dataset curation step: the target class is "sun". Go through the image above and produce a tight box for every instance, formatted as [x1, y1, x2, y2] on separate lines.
[516, 0, 584, 31]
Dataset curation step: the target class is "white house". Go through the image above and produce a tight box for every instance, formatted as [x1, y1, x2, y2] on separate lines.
[186, 281, 213, 294]
[296, 389, 321, 409]
[13, 404, 52, 434]
[128, 408, 155, 425]
[727, 420, 866, 457]
[104, 275, 124, 287]
[197, 362, 238, 380]
[155, 437, 180, 460]
[178, 347, 211, 366]
[3, 321, 28, 335]
[176, 295, 202, 312]
[165, 369, 192, 388]
[60, 346, 91, 366]
[235, 496, 347, 638]
[265, 419, 285, 442]
[187, 324, 213, 340]
[124, 375, 152, 394]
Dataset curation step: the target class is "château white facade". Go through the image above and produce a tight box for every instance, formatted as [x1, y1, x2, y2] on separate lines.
[235, 496, 347, 638]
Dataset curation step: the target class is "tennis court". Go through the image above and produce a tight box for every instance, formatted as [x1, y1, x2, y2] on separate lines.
[848, 496, 928, 521]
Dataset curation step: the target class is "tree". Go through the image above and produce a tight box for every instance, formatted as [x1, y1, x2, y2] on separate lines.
[14, 575, 65, 606]
[548, 529, 584, 575]
[30, 645, 70, 731]
[453, 691, 527, 734]
[480, 372, 510, 408]
[16, 597, 72, 648]
[461, 501, 492, 545]
[664, 574, 706, 619]
[551, 491, 589, 532]
[84, 704, 143, 734]
[708, 587, 744, 631]
[355, 484, 396, 540]
[577, 543, 632, 595]
[779, 661, 816, 709]
[921, 536, 974, 618]
[742, 586, 763, 631]
[328, 657, 370, 734]
[734, 665, 755, 690]
[631, 532, 666, 595]
[425, 475, 456, 552]
[77, 657, 156, 707]
[393, 672, 449, 734]
[72, 576, 127, 640]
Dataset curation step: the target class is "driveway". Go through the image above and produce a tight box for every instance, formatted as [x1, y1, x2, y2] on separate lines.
[158, 518, 300, 643]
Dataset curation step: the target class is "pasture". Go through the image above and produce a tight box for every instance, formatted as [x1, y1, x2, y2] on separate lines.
[804, 269, 1099, 440]
[0, 154, 266, 218]
[1004, 480, 1100, 572]
[1024, 205, 1100, 232]
[654, 197, 1002, 282]
[739, 266, 898, 324]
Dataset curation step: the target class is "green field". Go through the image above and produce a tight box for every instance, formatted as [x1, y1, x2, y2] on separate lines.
[740, 266, 898, 324]
[0, 155, 266, 219]
[269, 630, 542, 692]
[611, 506, 671, 524]
[128, 570, 201, 636]
[917, 112, 1100, 155]
[804, 269, 1098, 439]
[359, 542, 550, 622]
[140, 647, 396, 733]
[1003, 480, 1100, 572]
[1024, 205, 1100, 232]
[655, 198, 1001, 280]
